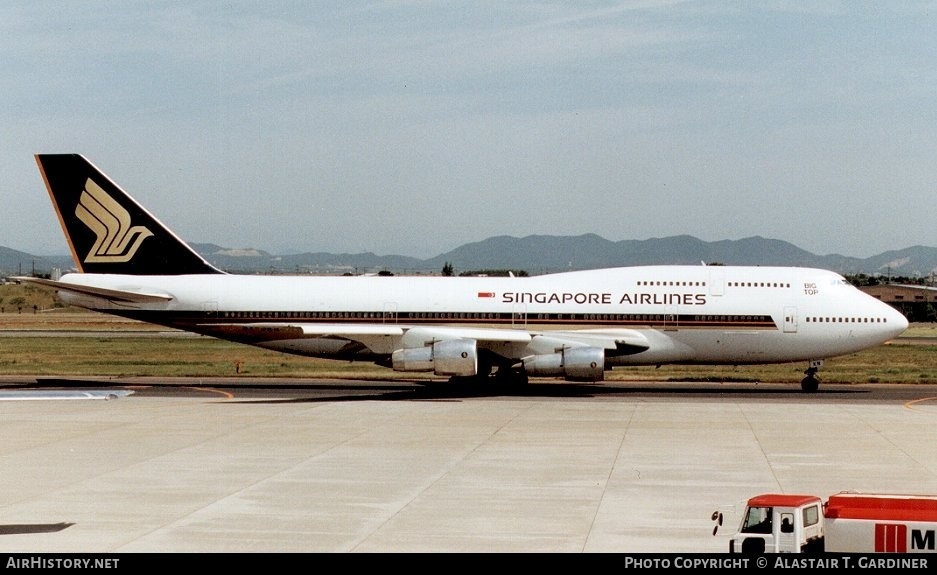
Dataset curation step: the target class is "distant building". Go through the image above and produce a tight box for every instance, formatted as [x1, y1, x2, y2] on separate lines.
[860, 284, 937, 322]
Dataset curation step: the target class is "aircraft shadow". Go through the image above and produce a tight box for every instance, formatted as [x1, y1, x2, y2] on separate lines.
[5, 377, 868, 404]
[222, 379, 867, 404]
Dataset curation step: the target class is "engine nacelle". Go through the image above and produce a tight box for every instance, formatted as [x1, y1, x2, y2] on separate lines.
[391, 339, 478, 376]
[521, 346, 605, 381]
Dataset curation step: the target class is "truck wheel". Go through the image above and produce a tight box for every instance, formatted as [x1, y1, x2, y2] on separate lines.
[741, 537, 766, 554]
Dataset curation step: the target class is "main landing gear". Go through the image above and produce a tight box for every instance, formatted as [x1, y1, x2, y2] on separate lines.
[801, 360, 824, 393]
[447, 363, 530, 386]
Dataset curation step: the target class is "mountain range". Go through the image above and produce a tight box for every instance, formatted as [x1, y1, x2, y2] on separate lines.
[2, 234, 936, 278]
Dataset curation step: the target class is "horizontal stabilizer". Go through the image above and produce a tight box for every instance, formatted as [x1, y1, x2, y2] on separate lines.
[13, 276, 173, 304]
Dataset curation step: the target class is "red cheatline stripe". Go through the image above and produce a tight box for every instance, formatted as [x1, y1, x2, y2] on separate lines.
[477, 292, 495, 298]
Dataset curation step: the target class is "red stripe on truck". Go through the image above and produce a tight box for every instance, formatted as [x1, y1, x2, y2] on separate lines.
[826, 494, 937, 522]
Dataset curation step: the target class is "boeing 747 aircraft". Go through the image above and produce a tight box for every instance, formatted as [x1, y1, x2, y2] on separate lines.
[20, 154, 909, 392]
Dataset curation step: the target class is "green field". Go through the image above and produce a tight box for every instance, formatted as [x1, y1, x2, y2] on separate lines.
[0, 328, 934, 384]
[0, 282, 62, 313]
[0, 334, 398, 378]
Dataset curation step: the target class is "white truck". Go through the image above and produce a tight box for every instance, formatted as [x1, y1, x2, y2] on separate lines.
[725, 492, 937, 553]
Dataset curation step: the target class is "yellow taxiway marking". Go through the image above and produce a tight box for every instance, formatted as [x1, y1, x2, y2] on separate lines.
[904, 396, 937, 411]
[185, 387, 235, 399]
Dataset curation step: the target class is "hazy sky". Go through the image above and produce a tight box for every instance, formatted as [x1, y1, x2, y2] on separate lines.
[2, 2, 936, 259]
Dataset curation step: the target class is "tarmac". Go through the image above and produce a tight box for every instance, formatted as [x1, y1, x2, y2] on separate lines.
[0, 378, 935, 553]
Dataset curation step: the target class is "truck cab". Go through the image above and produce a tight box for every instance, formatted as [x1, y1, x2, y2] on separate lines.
[730, 494, 825, 553]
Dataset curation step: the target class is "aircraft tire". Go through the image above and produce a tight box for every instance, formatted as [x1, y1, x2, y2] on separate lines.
[800, 376, 819, 393]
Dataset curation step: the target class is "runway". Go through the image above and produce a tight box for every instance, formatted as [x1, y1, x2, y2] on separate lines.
[0, 377, 935, 553]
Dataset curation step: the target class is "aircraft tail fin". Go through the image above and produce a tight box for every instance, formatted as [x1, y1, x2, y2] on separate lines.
[35, 154, 223, 275]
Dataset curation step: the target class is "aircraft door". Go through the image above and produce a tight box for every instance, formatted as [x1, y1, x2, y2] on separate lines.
[663, 305, 678, 331]
[709, 267, 725, 297]
[200, 301, 219, 320]
[383, 302, 398, 324]
[512, 303, 527, 329]
[783, 306, 797, 333]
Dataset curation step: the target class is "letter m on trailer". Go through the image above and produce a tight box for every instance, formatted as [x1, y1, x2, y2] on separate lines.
[912, 529, 936, 551]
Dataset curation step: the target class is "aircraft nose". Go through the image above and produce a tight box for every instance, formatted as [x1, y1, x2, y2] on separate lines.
[886, 305, 909, 338]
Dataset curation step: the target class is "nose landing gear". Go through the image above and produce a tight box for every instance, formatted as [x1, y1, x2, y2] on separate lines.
[801, 360, 824, 393]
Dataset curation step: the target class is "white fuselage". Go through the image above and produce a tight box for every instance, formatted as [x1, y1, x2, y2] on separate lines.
[54, 265, 908, 367]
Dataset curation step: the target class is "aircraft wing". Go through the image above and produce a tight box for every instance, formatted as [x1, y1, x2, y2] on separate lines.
[516, 329, 651, 357]
[206, 323, 406, 340]
[13, 277, 174, 304]
[204, 322, 648, 357]
[202, 322, 534, 358]
[392, 326, 651, 355]
[204, 322, 531, 344]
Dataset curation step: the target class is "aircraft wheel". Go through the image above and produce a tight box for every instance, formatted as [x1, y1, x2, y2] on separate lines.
[448, 374, 489, 385]
[495, 367, 528, 386]
[801, 376, 819, 393]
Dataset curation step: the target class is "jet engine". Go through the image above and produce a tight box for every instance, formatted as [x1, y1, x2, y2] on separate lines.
[520, 346, 605, 381]
[391, 339, 478, 376]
